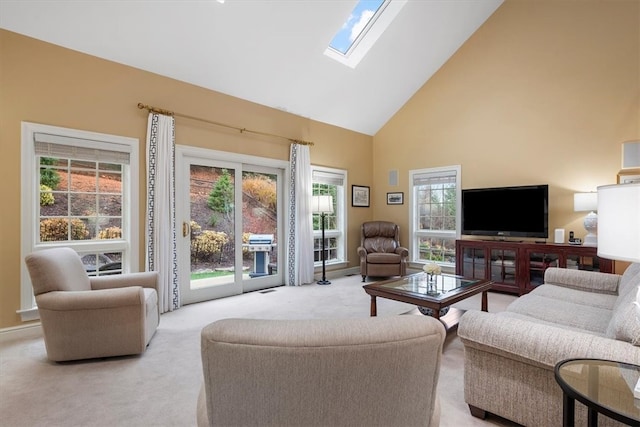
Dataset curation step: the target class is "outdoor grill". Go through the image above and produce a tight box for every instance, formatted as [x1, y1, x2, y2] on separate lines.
[246, 234, 275, 278]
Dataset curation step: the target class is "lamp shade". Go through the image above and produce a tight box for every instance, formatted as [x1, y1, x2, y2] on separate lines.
[312, 195, 334, 214]
[597, 183, 640, 262]
[574, 192, 598, 212]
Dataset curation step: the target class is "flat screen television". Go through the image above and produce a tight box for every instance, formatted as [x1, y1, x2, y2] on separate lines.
[461, 184, 549, 238]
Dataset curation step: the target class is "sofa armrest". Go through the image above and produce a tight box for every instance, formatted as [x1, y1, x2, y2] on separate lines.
[36, 287, 145, 311]
[458, 310, 640, 368]
[91, 271, 159, 292]
[357, 246, 367, 260]
[395, 246, 409, 258]
[543, 267, 620, 295]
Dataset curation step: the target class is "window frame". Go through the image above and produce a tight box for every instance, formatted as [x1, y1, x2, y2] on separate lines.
[19, 122, 139, 320]
[311, 166, 347, 267]
[409, 165, 461, 267]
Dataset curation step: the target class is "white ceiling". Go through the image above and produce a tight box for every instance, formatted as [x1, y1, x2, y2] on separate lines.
[0, 0, 503, 135]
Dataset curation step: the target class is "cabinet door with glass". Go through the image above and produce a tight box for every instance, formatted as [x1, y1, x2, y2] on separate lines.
[458, 245, 486, 280]
[525, 250, 560, 290]
[490, 247, 519, 292]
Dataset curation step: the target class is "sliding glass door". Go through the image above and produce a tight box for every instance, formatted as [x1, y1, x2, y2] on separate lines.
[176, 146, 285, 304]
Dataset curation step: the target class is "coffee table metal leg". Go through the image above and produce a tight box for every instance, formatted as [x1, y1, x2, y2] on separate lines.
[587, 408, 598, 427]
[370, 295, 377, 317]
[481, 291, 488, 312]
[563, 393, 575, 427]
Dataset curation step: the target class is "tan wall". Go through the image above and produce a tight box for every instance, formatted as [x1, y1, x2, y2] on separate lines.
[374, 0, 639, 248]
[0, 30, 373, 328]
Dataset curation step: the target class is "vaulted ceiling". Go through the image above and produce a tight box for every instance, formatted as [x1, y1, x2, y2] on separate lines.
[0, 0, 503, 135]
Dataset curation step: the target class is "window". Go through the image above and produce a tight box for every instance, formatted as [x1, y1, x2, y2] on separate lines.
[20, 122, 139, 319]
[324, 0, 408, 68]
[311, 167, 347, 266]
[328, 0, 386, 55]
[409, 166, 461, 266]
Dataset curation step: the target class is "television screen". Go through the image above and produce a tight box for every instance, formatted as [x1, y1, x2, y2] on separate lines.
[461, 184, 549, 238]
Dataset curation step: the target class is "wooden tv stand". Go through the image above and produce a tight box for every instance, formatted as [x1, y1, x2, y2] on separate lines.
[455, 239, 614, 295]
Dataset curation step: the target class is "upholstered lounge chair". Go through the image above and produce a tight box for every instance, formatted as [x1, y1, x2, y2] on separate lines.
[24, 247, 160, 362]
[357, 220, 409, 282]
[197, 316, 445, 427]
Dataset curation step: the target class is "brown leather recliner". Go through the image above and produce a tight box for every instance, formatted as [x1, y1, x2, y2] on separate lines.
[357, 221, 409, 282]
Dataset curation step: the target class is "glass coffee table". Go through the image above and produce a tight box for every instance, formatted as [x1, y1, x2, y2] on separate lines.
[362, 273, 493, 330]
[555, 358, 640, 426]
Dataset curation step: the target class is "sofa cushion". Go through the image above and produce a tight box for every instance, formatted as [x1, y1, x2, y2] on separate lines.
[606, 285, 640, 345]
[530, 285, 618, 310]
[613, 263, 640, 310]
[495, 311, 608, 337]
[366, 252, 401, 264]
[507, 293, 612, 334]
[617, 263, 640, 298]
[544, 267, 620, 294]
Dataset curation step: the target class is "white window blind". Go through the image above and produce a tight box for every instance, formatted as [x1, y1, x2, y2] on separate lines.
[312, 170, 344, 186]
[34, 132, 131, 164]
[412, 169, 457, 186]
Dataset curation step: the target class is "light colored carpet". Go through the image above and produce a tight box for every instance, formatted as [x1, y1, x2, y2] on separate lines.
[0, 274, 520, 427]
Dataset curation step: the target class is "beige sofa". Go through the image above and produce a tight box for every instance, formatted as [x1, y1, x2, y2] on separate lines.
[198, 316, 445, 427]
[458, 263, 640, 426]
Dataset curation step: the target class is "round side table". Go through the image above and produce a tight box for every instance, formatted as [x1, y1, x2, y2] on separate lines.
[554, 358, 640, 426]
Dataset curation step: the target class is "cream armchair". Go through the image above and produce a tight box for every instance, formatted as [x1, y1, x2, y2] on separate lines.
[197, 316, 445, 427]
[357, 220, 409, 282]
[25, 247, 160, 362]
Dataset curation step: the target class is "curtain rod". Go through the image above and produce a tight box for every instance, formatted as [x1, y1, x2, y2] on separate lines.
[137, 103, 314, 146]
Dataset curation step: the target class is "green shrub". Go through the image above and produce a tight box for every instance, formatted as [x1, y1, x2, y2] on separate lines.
[191, 230, 229, 261]
[190, 220, 201, 237]
[40, 218, 90, 241]
[40, 158, 61, 189]
[40, 184, 55, 206]
[98, 226, 122, 239]
[208, 169, 234, 215]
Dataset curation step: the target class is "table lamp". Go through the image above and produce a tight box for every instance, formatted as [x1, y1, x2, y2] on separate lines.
[312, 195, 334, 285]
[597, 182, 640, 398]
[574, 192, 598, 246]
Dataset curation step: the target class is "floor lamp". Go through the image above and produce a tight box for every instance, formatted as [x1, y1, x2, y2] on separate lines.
[597, 182, 640, 397]
[313, 195, 333, 285]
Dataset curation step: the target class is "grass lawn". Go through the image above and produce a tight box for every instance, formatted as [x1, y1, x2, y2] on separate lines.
[190, 270, 234, 280]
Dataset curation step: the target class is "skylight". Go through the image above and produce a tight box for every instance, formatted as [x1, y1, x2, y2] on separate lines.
[325, 0, 407, 68]
[329, 0, 386, 55]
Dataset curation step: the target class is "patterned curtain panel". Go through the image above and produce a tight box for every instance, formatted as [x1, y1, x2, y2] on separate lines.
[145, 113, 179, 312]
[287, 143, 315, 285]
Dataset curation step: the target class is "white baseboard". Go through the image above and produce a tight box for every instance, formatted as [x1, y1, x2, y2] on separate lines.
[0, 323, 42, 344]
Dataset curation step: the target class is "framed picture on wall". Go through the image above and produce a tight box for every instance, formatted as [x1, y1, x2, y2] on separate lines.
[352, 185, 370, 207]
[387, 192, 404, 205]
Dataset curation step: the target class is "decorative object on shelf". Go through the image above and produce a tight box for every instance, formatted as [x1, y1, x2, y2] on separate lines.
[597, 182, 640, 398]
[554, 228, 565, 244]
[386, 192, 403, 205]
[312, 195, 334, 285]
[352, 185, 370, 207]
[574, 192, 598, 246]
